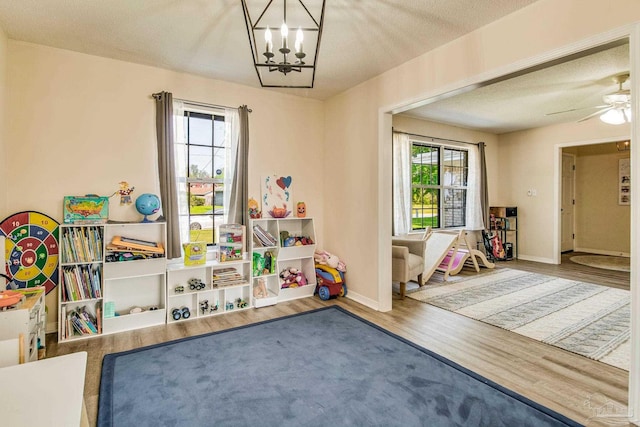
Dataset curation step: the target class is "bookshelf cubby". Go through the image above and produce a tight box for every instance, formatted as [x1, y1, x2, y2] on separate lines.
[166, 258, 252, 323]
[58, 221, 167, 342]
[250, 217, 317, 306]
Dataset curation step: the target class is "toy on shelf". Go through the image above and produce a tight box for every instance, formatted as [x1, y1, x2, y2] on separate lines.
[248, 198, 262, 219]
[174, 285, 184, 294]
[253, 278, 269, 298]
[135, 193, 161, 223]
[188, 278, 206, 291]
[236, 298, 248, 308]
[183, 242, 206, 266]
[279, 230, 314, 247]
[225, 301, 234, 310]
[279, 267, 308, 289]
[172, 306, 190, 321]
[296, 202, 306, 218]
[314, 249, 347, 300]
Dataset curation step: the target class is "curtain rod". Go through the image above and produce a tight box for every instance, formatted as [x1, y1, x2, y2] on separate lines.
[152, 93, 252, 112]
[393, 129, 479, 146]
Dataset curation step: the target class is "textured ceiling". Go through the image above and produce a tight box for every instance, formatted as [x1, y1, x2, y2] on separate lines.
[0, 1, 627, 134]
[0, 0, 538, 100]
[402, 41, 631, 134]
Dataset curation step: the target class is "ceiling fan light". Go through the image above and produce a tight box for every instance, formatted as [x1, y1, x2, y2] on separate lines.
[600, 109, 626, 125]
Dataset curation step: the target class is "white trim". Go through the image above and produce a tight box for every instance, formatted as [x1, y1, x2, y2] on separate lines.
[345, 292, 380, 312]
[628, 22, 640, 427]
[574, 247, 630, 257]
[515, 255, 556, 264]
[378, 23, 639, 421]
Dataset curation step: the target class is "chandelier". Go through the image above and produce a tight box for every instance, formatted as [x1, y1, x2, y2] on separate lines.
[241, 0, 326, 88]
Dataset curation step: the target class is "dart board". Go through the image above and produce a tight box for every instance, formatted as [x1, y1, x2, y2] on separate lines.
[0, 211, 59, 294]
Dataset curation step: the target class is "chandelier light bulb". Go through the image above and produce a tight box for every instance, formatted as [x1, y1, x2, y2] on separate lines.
[281, 22, 289, 49]
[264, 26, 273, 53]
[600, 109, 626, 125]
[295, 27, 304, 53]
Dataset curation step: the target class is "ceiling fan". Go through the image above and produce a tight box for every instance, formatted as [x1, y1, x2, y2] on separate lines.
[546, 73, 631, 124]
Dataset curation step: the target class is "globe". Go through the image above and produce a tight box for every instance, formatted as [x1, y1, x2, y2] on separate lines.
[135, 193, 161, 222]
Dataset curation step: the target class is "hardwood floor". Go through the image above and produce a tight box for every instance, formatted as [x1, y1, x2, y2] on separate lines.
[46, 255, 632, 426]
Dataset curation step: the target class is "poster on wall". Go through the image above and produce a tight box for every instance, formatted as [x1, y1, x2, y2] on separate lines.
[262, 175, 292, 218]
[619, 158, 630, 205]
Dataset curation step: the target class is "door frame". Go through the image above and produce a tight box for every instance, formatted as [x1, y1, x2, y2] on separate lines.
[561, 152, 576, 253]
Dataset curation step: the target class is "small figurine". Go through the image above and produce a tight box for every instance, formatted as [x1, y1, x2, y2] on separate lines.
[296, 202, 306, 218]
[116, 181, 135, 205]
[248, 197, 262, 219]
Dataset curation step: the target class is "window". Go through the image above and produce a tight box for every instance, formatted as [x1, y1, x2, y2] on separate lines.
[177, 110, 227, 245]
[411, 142, 468, 230]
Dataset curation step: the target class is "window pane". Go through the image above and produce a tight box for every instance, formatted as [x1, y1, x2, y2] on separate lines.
[443, 189, 466, 227]
[189, 183, 214, 214]
[412, 145, 439, 186]
[213, 117, 225, 147]
[411, 188, 439, 230]
[189, 145, 213, 178]
[189, 114, 212, 146]
[213, 146, 225, 184]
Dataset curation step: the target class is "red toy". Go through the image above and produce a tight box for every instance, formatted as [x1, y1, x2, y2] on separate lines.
[315, 264, 347, 300]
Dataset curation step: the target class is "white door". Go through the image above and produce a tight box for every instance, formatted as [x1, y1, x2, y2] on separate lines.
[561, 153, 575, 253]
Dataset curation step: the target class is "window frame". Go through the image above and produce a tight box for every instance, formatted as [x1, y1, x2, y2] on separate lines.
[410, 141, 469, 231]
[180, 109, 227, 246]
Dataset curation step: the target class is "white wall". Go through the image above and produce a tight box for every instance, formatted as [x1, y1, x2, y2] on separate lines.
[497, 120, 629, 262]
[5, 41, 325, 329]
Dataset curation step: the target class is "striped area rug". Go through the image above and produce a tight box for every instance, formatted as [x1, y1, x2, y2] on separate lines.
[408, 268, 630, 371]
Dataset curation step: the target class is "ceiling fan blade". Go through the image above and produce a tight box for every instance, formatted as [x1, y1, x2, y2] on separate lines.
[545, 105, 609, 116]
[577, 106, 614, 122]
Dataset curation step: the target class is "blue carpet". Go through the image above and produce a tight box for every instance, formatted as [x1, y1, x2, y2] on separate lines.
[98, 306, 582, 427]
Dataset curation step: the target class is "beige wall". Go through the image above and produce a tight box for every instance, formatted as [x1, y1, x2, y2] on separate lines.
[5, 41, 325, 329]
[573, 143, 630, 255]
[497, 121, 629, 262]
[323, 0, 640, 308]
[0, 26, 7, 218]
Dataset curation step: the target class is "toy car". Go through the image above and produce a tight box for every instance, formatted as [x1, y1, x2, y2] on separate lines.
[188, 278, 206, 291]
[315, 264, 347, 301]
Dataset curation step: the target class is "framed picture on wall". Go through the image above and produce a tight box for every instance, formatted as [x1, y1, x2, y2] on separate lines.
[619, 158, 630, 205]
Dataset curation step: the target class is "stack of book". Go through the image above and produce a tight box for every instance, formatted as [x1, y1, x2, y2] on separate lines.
[212, 267, 247, 287]
[61, 265, 102, 301]
[61, 304, 101, 339]
[252, 224, 277, 247]
[61, 226, 103, 263]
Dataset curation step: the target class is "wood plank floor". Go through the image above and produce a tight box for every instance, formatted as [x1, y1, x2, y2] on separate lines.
[46, 253, 632, 427]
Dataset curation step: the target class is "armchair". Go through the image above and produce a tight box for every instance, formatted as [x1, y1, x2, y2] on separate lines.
[392, 233, 428, 298]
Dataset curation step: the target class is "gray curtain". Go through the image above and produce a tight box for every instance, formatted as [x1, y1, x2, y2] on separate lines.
[228, 105, 250, 225]
[153, 91, 181, 259]
[478, 142, 489, 229]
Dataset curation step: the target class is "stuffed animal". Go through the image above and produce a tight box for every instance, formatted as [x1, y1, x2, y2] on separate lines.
[279, 267, 307, 288]
[314, 249, 347, 272]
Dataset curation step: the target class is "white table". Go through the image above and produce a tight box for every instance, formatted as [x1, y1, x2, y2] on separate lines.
[0, 351, 88, 427]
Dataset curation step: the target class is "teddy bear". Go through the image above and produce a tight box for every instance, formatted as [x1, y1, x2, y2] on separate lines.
[314, 249, 346, 272]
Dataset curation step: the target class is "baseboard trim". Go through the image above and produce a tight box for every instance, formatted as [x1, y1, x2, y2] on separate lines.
[346, 292, 380, 311]
[574, 247, 630, 257]
[516, 255, 556, 264]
